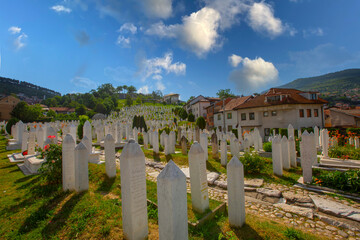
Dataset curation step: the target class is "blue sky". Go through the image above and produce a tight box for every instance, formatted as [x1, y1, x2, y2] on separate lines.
[1, 0, 360, 100]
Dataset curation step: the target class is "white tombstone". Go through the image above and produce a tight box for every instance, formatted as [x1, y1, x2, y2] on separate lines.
[200, 133, 208, 160]
[153, 131, 159, 154]
[289, 136, 297, 167]
[62, 134, 76, 191]
[105, 134, 116, 178]
[164, 133, 170, 155]
[314, 126, 319, 147]
[281, 136, 291, 170]
[157, 160, 188, 240]
[220, 139, 227, 166]
[120, 140, 148, 240]
[300, 131, 314, 183]
[82, 135, 92, 156]
[355, 136, 359, 149]
[74, 142, 89, 192]
[188, 142, 209, 213]
[143, 132, 148, 149]
[169, 131, 176, 154]
[272, 135, 283, 176]
[28, 129, 36, 155]
[69, 124, 77, 143]
[21, 132, 29, 152]
[321, 129, 329, 159]
[227, 156, 246, 227]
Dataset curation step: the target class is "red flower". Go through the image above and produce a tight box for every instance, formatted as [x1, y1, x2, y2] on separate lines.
[22, 150, 28, 156]
[44, 144, 50, 151]
[48, 135, 56, 139]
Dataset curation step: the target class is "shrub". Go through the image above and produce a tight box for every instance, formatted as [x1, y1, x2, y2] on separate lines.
[77, 115, 90, 139]
[138, 133, 144, 145]
[328, 145, 360, 160]
[6, 118, 19, 135]
[38, 144, 63, 184]
[263, 142, 272, 152]
[279, 128, 288, 137]
[231, 129, 238, 138]
[314, 169, 360, 193]
[240, 153, 265, 174]
[196, 116, 206, 130]
[188, 113, 195, 122]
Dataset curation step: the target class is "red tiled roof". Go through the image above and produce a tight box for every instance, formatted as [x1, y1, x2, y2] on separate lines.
[234, 88, 327, 110]
[49, 107, 75, 112]
[216, 96, 253, 112]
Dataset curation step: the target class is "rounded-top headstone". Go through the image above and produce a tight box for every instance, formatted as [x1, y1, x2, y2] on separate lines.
[189, 141, 204, 155]
[105, 133, 114, 142]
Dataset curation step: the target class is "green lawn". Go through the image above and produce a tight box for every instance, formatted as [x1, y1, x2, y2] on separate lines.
[0, 135, 325, 239]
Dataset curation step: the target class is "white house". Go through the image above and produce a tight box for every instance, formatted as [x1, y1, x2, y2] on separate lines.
[163, 93, 180, 104]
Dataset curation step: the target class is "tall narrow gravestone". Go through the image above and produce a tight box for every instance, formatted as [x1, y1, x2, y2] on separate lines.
[211, 133, 218, 159]
[157, 160, 188, 240]
[200, 132, 208, 160]
[28, 129, 36, 155]
[105, 134, 116, 178]
[289, 136, 297, 167]
[227, 156, 246, 227]
[281, 136, 290, 170]
[300, 131, 314, 183]
[181, 136, 187, 155]
[74, 142, 89, 192]
[220, 139, 227, 166]
[120, 140, 148, 240]
[272, 135, 283, 176]
[188, 142, 209, 213]
[153, 131, 159, 154]
[63, 134, 75, 191]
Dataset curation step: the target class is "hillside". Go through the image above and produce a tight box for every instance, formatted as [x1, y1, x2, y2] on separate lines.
[0, 77, 60, 99]
[279, 69, 360, 106]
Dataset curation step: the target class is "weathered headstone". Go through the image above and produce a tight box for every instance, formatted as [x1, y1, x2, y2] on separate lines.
[272, 135, 283, 176]
[200, 132, 208, 160]
[157, 160, 188, 240]
[188, 142, 209, 213]
[62, 134, 75, 191]
[220, 139, 227, 166]
[153, 131, 159, 154]
[120, 140, 148, 239]
[281, 136, 290, 170]
[105, 134, 116, 178]
[211, 133, 218, 159]
[74, 142, 89, 192]
[27, 129, 36, 155]
[300, 131, 314, 183]
[227, 156, 246, 227]
[181, 136, 187, 155]
[289, 136, 297, 167]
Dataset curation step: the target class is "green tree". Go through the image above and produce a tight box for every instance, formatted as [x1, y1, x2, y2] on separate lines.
[75, 104, 87, 116]
[216, 89, 235, 99]
[47, 109, 56, 118]
[196, 116, 206, 130]
[126, 94, 133, 106]
[127, 85, 137, 95]
[11, 101, 43, 122]
[188, 113, 195, 122]
[178, 108, 188, 120]
[95, 102, 107, 114]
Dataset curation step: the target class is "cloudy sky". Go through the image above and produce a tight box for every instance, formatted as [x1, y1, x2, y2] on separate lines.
[0, 0, 360, 100]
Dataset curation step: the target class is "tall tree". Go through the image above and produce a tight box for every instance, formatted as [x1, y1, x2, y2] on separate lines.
[216, 89, 235, 99]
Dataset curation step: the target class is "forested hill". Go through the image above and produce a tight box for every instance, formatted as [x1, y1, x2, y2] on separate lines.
[0, 77, 60, 99]
[279, 69, 360, 92]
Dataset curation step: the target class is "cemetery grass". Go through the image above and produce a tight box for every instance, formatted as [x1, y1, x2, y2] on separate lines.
[0, 136, 322, 240]
[143, 147, 302, 186]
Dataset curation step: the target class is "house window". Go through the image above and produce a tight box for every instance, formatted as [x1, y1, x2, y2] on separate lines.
[263, 111, 269, 117]
[310, 93, 317, 100]
[249, 112, 255, 120]
[271, 111, 277, 116]
[264, 128, 270, 136]
[228, 125, 232, 132]
[218, 126, 222, 132]
[241, 113, 246, 121]
[314, 109, 319, 117]
[218, 114, 221, 120]
[299, 109, 304, 118]
[307, 109, 312, 118]
[227, 112, 232, 119]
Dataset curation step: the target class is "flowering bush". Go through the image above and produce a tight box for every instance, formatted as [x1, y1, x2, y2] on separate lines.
[313, 170, 360, 193]
[328, 146, 360, 160]
[240, 153, 266, 174]
[38, 143, 62, 184]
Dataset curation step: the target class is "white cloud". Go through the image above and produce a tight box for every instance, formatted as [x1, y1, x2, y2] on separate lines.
[140, 0, 173, 19]
[139, 52, 186, 81]
[116, 35, 130, 48]
[146, 7, 221, 57]
[138, 85, 150, 94]
[51, 5, 72, 13]
[71, 77, 97, 89]
[156, 80, 166, 91]
[119, 23, 137, 34]
[14, 33, 28, 50]
[152, 74, 163, 80]
[229, 56, 278, 91]
[228, 54, 243, 67]
[8, 26, 21, 34]
[303, 27, 324, 38]
[247, 2, 284, 38]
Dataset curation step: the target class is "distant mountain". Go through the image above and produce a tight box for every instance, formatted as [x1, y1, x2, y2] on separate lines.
[0, 76, 61, 99]
[279, 69, 360, 93]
